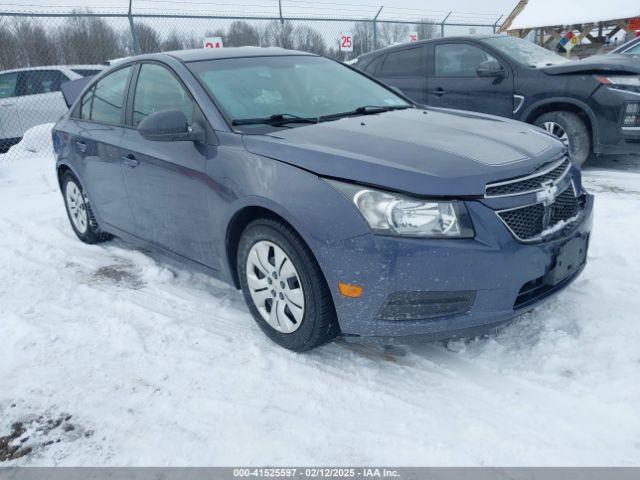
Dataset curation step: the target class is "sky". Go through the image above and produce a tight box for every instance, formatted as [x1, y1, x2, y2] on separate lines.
[1, 0, 516, 24]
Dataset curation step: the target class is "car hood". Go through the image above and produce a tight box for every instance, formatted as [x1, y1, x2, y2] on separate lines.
[541, 54, 640, 75]
[242, 108, 565, 197]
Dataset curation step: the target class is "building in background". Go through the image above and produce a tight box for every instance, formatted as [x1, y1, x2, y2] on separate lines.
[499, 0, 640, 57]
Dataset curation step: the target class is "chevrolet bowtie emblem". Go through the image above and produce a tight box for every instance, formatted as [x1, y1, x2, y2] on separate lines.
[537, 180, 559, 206]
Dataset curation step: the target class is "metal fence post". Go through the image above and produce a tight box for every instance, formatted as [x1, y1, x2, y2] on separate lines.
[493, 15, 503, 34]
[372, 6, 383, 51]
[441, 11, 451, 37]
[128, 0, 141, 55]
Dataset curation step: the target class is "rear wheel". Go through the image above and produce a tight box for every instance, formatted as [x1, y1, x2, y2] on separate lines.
[62, 173, 112, 244]
[237, 218, 339, 351]
[535, 111, 591, 166]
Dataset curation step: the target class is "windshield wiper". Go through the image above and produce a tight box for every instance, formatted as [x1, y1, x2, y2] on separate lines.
[232, 113, 319, 126]
[319, 105, 412, 122]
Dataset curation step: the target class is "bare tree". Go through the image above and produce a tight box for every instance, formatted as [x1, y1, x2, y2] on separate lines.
[352, 21, 375, 56]
[379, 22, 409, 47]
[415, 19, 437, 40]
[227, 20, 260, 47]
[13, 20, 57, 66]
[56, 14, 124, 64]
[161, 31, 184, 51]
[135, 23, 161, 54]
[292, 25, 326, 55]
[0, 21, 20, 69]
[263, 20, 294, 49]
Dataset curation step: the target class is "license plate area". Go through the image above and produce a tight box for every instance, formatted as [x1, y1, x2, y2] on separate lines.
[544, 236, 588, 286]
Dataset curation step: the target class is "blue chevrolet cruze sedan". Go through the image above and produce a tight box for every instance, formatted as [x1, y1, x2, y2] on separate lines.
[53, 47, 594, 351]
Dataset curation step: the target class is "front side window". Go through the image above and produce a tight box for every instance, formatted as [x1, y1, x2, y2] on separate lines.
[18, 70, 69, 96]
[132, 64, 193, 127]
[82, 66, 131, 124]
[435, 44, 498, 77]
[189, 55, 410, 129]
[0, 72, 18, 99]
[483, 36, 567, 68]
[380, 47, 424, 76]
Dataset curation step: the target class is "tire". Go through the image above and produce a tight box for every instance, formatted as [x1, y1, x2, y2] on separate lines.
[535, 111, 591, 166]
[237, 218, 340, 351]
[62, 172, 112, 244]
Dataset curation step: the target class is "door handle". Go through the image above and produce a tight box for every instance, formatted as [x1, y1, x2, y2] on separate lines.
[429, 87, 447, 97]
[75, 141, 87, 153]
[0, 103, 15, 107]
[121, 154, 139, 168]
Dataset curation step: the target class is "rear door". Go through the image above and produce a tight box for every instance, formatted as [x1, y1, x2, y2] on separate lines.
[68, 65, 136, 233]
[16, 70, 71, 132]
[0, 72, 23, 143]
[375, 46, 427, 104]
[120, 62, 214, 266]
[427, 41, 514, 117]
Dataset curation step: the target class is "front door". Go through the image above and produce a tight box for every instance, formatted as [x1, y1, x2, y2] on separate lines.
[427, 42, 514, 118]
[120, 62, 215, 266]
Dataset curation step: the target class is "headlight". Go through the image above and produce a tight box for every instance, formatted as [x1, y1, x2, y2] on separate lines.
[326, 180, 474, 238]
[595, 75, 640, 89]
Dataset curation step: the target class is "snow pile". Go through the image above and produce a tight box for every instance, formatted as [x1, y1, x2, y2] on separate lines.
[509, 0, 640, 30]
[0, 123, 55, 166]
[0, 127, 640, 466]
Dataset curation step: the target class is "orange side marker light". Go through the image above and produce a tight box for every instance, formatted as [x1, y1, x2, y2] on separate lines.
[339, 282, 364, 298]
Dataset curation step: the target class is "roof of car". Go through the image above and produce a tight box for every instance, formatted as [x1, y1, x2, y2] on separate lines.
[0, 65, 104, 75]
[164, 46, 315, 63]
[356, 35, 499, 59]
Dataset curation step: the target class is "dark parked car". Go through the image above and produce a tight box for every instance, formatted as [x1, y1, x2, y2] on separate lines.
[53, 48, 593, 351]
[355, 35, 640, 165]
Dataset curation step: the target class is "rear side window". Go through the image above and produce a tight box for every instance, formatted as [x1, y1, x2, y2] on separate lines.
[18, 70, 69, 96]
[435, 43, 497, 77]
[132, 64, 194, 127]
[0, 72, 18, 99]
[80, 66, 131, 124]
[380, 47, 424, 76]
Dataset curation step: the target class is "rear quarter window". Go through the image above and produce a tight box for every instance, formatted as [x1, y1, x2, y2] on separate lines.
[78, 66, 131, 125]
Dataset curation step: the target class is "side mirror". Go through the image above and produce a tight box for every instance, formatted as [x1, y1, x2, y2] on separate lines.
[476, 60, 505, 78]
[138, 109, 193, 142]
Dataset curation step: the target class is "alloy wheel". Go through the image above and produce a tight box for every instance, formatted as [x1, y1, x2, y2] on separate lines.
[65, 180, 88, 234]
[542, 121, 570, 148]
[246, 240, 305, 334]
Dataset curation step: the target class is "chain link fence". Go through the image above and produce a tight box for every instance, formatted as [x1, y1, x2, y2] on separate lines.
[0, 7, 503, 155]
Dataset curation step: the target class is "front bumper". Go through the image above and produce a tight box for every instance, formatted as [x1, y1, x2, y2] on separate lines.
[325, 191, 594, 341]
[590, 86, 640, 156]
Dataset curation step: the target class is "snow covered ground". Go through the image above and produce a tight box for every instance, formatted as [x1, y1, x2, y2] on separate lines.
[1, 126, 639, 466]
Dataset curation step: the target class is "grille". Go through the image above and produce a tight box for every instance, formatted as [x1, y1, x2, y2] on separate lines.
[497, 186, 582, 242]
[485, 158, 571, 197]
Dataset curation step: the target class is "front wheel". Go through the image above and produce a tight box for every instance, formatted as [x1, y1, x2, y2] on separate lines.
[535, 111, 591, 166]
[237, 218, 339, 351]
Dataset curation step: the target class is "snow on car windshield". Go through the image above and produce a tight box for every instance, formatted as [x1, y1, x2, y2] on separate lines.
[484, 36, 568, 68]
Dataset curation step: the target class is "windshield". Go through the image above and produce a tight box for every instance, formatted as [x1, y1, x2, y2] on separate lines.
[188, 55, 411, 129]
[483, 36, 568, 68]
